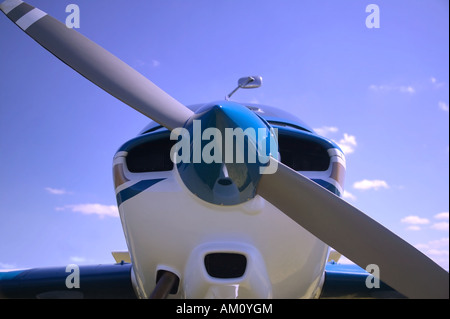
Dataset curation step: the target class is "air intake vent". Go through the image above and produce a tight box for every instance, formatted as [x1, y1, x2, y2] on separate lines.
[204, 253, 247, 279]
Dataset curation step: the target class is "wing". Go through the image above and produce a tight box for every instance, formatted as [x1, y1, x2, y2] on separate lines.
[320, 262, 405, 299]
[0, 263, 136, 299]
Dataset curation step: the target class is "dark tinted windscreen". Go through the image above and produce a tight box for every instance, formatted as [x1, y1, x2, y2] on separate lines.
[126, 138, 175, 172]
[278, 134, 330, 171]
[126, 133, 330, 172]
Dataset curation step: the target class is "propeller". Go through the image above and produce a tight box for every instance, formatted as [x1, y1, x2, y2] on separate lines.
[257, 157, 449, 299]
[0, 0, 193, 130]
[2, 0, 448, 299]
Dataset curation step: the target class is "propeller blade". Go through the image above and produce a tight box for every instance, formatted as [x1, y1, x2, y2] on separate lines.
[257, 157, 449, 299]
[1, 0, 193, 130]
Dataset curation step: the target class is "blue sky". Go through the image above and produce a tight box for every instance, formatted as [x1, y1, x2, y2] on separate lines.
[0, 0, 448, 272]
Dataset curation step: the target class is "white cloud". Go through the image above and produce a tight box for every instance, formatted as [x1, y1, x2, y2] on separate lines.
[430, 77, 446, 89]
[70, 256, 87, 263]
[369, 84, 415, 94]
[401, 215, 430, 225]
[136, 58, 160, 68]
[337, 133, 357, 155]
[45, 187, 70, 195]
[314, 126, 339, 136]
[342, 190, 357, 201]
[313, 126, 357, 155]
[431, 222, 449, 231]
[438, 101, 449, 112]
[434, 212, 449, 220]
[430, 213, 449, 231]
[69, 256, 98, 265]
[399, 86, 415, 94]
[152, 59, 160, 67]
[0, 262, 17, 269]
[428, 249, 449, 256]
[414, 238, 449, 270]
[57, 203, 119, 219]
[401, 213, 450, 232]
[406, 225, 422, 231]
[353, 179, 389, 191]
[428, 238, 449, 249]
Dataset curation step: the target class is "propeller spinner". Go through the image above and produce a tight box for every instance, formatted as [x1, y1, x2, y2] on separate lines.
[174, 101, 278, 205]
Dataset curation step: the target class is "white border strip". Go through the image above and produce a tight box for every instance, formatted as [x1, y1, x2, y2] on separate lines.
[16, 7, 46, 30]
[328, 148, 345, 159]
[0, 0, 23, 14]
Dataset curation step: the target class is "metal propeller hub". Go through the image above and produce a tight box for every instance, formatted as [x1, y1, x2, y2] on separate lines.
[175, 101, 278, 205]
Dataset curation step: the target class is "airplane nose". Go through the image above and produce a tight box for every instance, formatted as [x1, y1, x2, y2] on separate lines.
[174, 101, 278, 206]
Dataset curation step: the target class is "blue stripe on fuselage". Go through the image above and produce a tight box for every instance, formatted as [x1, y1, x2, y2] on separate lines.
[116, 179, 166, 206]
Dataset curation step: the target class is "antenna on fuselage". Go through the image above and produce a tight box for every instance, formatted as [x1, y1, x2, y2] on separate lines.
[225, 76, 262, 100]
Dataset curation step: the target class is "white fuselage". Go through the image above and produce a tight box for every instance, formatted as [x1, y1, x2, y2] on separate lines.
[112, 103, 346, 299]
[113, 149, 343, 298]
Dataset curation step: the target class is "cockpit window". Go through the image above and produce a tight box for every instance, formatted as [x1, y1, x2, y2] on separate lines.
[126, 132, 175, 172]
[124, 129, 330, 173]
[278, 134, 330, 171]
